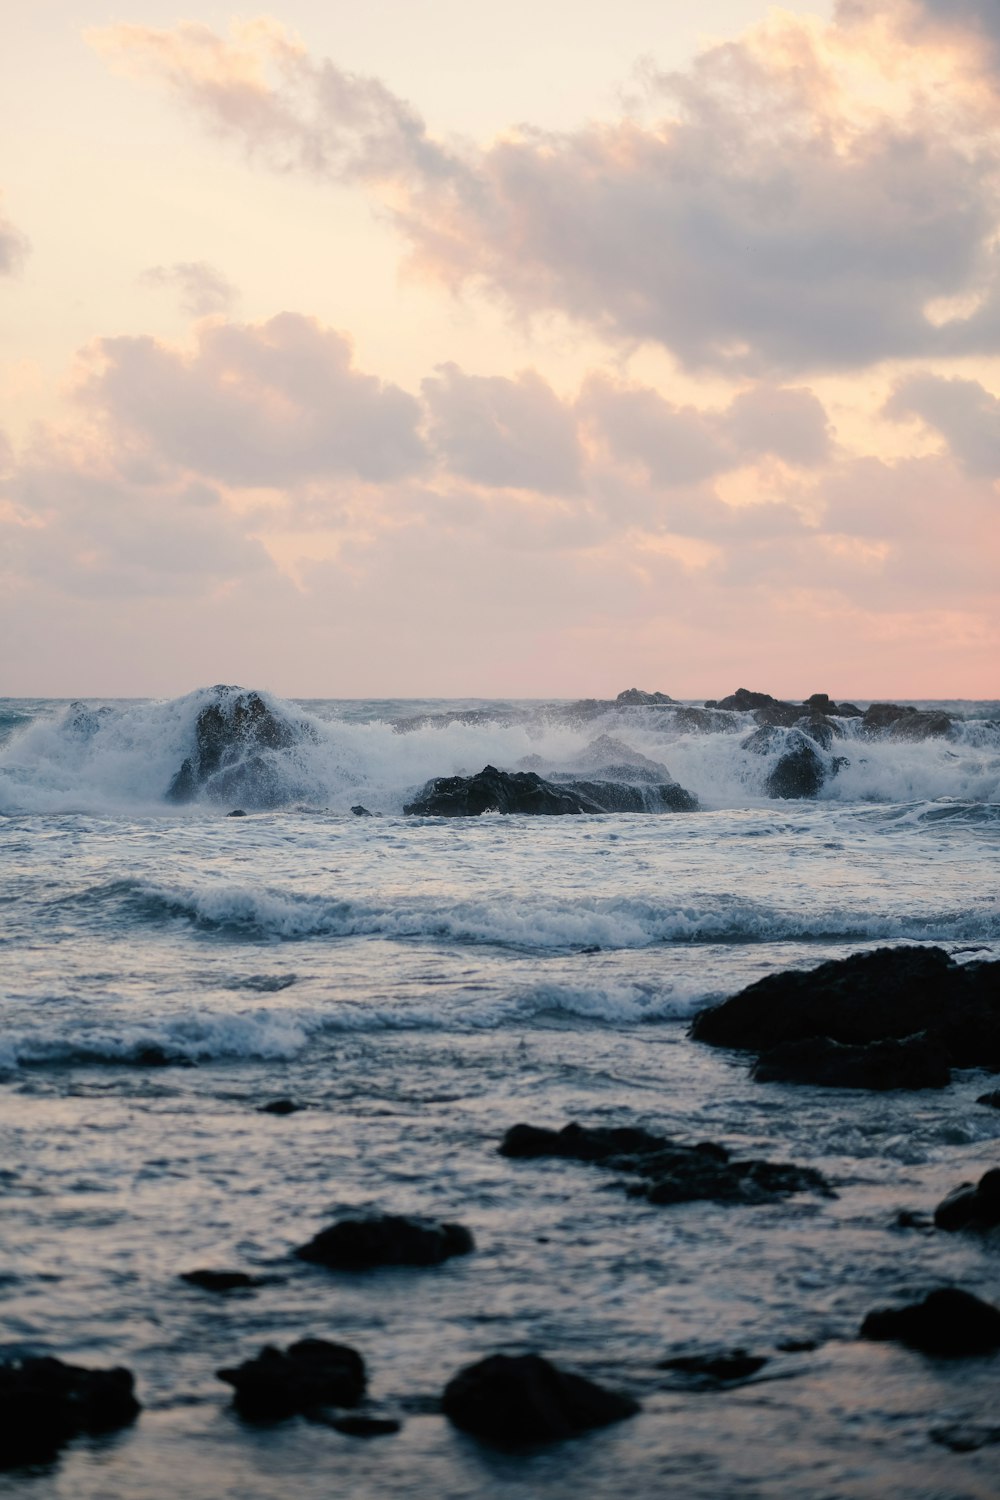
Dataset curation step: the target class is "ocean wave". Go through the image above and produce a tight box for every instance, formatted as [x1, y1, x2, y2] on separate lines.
[72, 876, 1000, 951]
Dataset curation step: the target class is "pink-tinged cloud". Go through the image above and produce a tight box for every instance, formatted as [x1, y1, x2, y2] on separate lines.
[885, 373, 1000, 476]
[0, 201, 29, 275]
[92, 14, 1000, 375]
[139, 261, 238, 317]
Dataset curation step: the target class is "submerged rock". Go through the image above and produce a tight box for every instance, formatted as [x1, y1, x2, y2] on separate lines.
[404, 764, 697, 816]
[657, 1350, 768, 1385]
[0, 1355, 140, 1468]
[691, 947, 1000, 1075]
[976, 1090, 1000, 1109]
[860, 1288, 1000, 1356]
[500, 1121, 676, 1162]
[166, 686, 304, 808]
[180, 1269, 261, 1293]
[752, 1034, 950, 1091]
[218, 1339, 366, 1419]
[930, 1423, 1000, 1452]
[933, 1169, 1000, 1232]
[257, 1097, 303, 1115]
[441, 1353, 638, 1446]
[326, 1413, 401, 1438]
[294, 1213, 474, 1270]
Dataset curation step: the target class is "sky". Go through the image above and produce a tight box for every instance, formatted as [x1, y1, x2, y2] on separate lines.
[1, 0, 998, 698]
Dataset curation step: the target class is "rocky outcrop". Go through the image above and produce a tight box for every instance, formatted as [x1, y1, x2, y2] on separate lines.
[752, 1034, 950, 1090]
[218, 1339, 366, 1419]
[441, 1353, 638, 1445]
[0, 1355, 140, 1468]
[294, 1213, 474, 1270]
[180, 1269, 262, 1292]
[691, 947, 1000, 1082]
[499, 1121, 832, 1207]
[860, 1288, 1000, 1356]
[741, 724, 840, 799]
[861, 703, 952, 739]
[404, 765, 697, 816]
[166, 687, 305, 808]
[615, 688, 674, 705]
[934, 1169, 1000, 1232]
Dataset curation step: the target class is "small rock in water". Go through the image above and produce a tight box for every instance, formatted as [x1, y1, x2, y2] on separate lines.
[226, 809, 247, 817]
[0, 1355, 141, 1468]
[350, 805, 373, 817]
[180, 1269, 260, 1293]
[930, 1423, 1000, 1453]
[860, 1288, 1000, 1356]
[325, 1413, 401, 1438]
[500, 1121, 675, 1162]
[657, 1349, 768, 1385]
[217, 1339, 366, 1419]
[775, 1338, 820, 1353]
[893, 1209, 932, 1231]
[257, 1098, 304, 1116]
[752, 1034, 950, 1090]
[441, 1353, 639, 1445]
[977, 1090, 1000, 1109]
[294, 1213, 475, 1270]
[933, 1169, 1000, 1231]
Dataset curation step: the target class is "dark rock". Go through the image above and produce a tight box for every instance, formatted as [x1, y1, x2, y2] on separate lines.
[180, 1269, 260, 1293]
[258, 1098, 303, 1115]
[166, 687, 304, 808]
[804, 693, 831, 710]
[226, 808, 247, 818]
[615, 688, 674, 705]
[672, 706, 741, 734]
[657, 1350, 767, 1384]
[752, 702, 804, 728]
[775, 1338, 820, 1353]
[930, 1423, 1000, 1452]
[977, 1090, 1000, 1109]
[294, 1213, 474, 1270]
[752, 1034, 951, 1090]
[500, 1121, 831, 1206]
[716, 688, 781, 711]
[404, 764, 697, 816]
[577, 735, 674, 777]
[741, 725, 831, 799]
[327, 1413, 401, 1437]
[441, 1353, 638, 1446]
[860, 1288, 1000, 1356]
[691, 946, 1000, 1071]
[861, 703, 953, 740]
[894, 1210, 932, 1231]
[350, 805, 373, 817]
[934, 1169, 1000, 1232]
[794, 714, 839, 750]
[0, 1355, 140, 1468]
[218, 1339, 366, 1419]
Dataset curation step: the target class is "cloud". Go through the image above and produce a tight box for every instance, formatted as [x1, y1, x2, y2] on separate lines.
[0, 202, 29, 275]
[140, 261, 238, 316]
[92, 14, 1000, 375]
[885, 373, 1000, 475]
[422, 364, 582, 493]
[81, 312, 427, 486]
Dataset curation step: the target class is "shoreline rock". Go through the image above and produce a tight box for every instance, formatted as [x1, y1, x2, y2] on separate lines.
[404, 764, 697, 816]
[294, 1213, 475, 1270]
[442, 1353, 639, 1445]
[218, 1339, 366, 1419]
[0, 1356, 140, 1468]
[860, 1288, 1000, 1356]
[933, 1169, 1000, 1232]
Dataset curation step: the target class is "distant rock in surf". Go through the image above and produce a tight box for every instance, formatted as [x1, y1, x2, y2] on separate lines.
[861, 703, 952, 739]
[615, 687, 675, 705]
[294, 1213, 474, 1270]
[741, 725, 832, 799]
[404, 764, 697, 816]
[656, 1349, 768, 1386]
[752, 1034, 950, 1091]
[0, 1355, 140, 1468]
[691, 946, 1000, 1085]
[165, 686, 306, 809]
[441, 1353, 639, 1445]
[860, 1288, 1000, 1356]
[180, 1269, 262, 1293]
[218, 1339, 366, 1419]
[257, 1097, 304, 1115]
[978, 1090, 1000, 1109]
[933, 1169, 1000, 1232]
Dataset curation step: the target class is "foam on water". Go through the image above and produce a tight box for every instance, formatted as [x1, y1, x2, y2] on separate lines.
[0, 688, 998, 815]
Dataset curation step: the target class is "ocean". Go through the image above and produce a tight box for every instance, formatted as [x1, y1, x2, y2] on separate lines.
[1, 688, 998, 1498]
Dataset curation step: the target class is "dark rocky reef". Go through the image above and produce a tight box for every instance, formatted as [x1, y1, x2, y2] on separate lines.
[257, 1097, 304, 1115]
[404, 764, 697, 816]
[934, 1169, 1000, 1232]
[861, 703, 952, 739]
[218, 1339, 366, 1419]
[0, 1355, 140, 1468]
[752, 1034, 950, 1091]
[166, 686, 306, 808]
[692, 946, 1000, 1087]
[702, 688, 950, 743]
[441, 1353, 638, 1446]
[615, 687, 675, 705]
[860, 1288, 1000, 1357]
[657, 1350, 768, 1386]
[500, 1121, 832, 1207]
[294, 1213, 474, 1270]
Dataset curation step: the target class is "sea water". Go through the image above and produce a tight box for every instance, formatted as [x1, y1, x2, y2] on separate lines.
[1, 691, 998, 1498]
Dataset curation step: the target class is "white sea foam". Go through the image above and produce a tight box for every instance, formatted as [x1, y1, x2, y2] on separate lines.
[0, 687, 997, 814]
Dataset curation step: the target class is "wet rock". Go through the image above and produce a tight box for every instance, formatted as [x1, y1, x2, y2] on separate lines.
[716, 688, 783, 711]
[326, 1413, 400, 1438]
[894, 1210, 932, 1231]
[860, 1288, 1000, 1356]
[976, 1090, 1000, 1109]
[500, 1121, 675, 1162]
[350, 805, 373, 817]
[741, 725, 831, 799]
[180, 1269, 260, 1293]
[775, 1338, 820, 1353]
[673, 706, 741, 733]
[226, 809, 247, 817]
[441, 1353, 639, 1446]
[577, 735, 673, 777]
[294, 1213, 474, 1270]
[657, 1350, 768, 1385]
[861, 703, 953, 740]
[404, 765, 697, 816]
[803, 693, 862, 718]
[794, 714, 839, 751]
[218, 1339, 366, 1419]
[166, 687, 304, 808]
[933, 1169, 1000, 1232]
[691, 946, 1000, 1072]
[752, 703, 804, 729]
[930, 1423, 1000, 1452]
[615, 688, 674, 705]
[0, 1355, 140, 1468]
[752, 1034, 951, 1090]
[257, 1098, 303, 1115]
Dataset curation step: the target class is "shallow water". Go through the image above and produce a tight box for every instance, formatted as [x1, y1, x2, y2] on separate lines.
[1, 693, 999, 1497]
